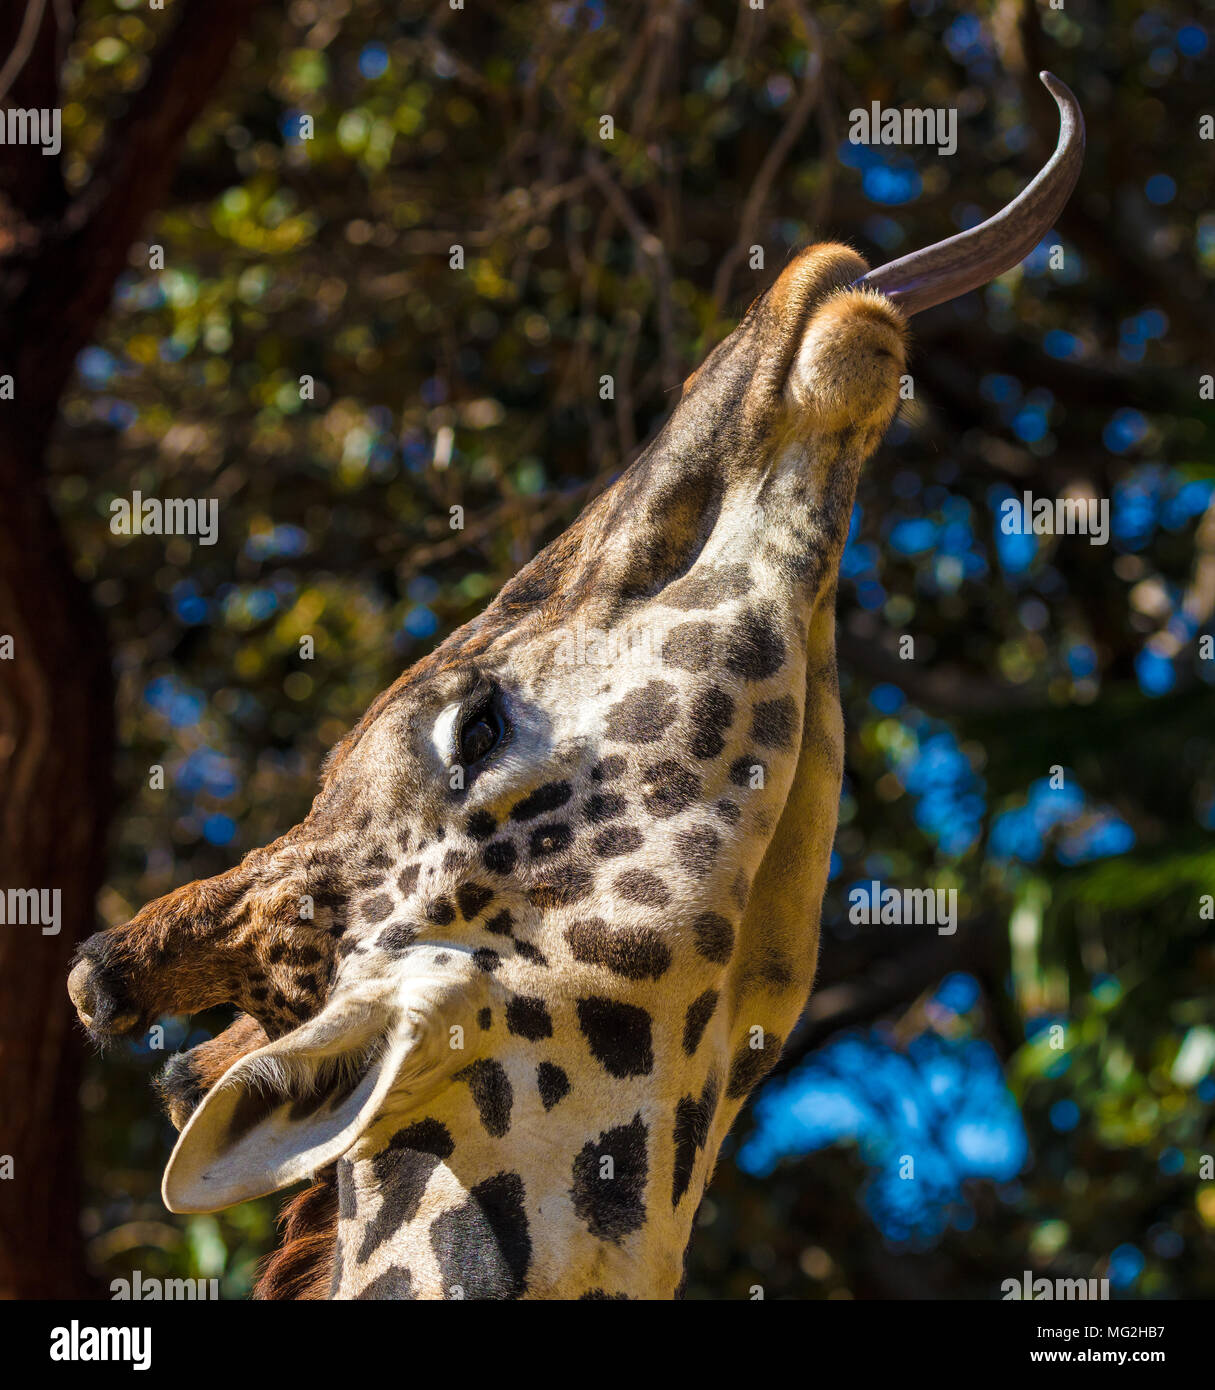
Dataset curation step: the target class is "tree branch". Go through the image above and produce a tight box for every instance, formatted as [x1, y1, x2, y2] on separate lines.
[836, 625, 1042, 715]
[769, 918, 1002, 1082]
[3, 0, 266, 437]
[711, 0, 824, 315]
[0, 0, 50, 105]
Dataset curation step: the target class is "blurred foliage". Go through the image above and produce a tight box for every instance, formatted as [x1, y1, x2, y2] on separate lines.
[53, 0, 1215, 1297]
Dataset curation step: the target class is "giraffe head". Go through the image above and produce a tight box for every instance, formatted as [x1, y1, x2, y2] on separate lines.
[70, 76, 1082, 1298]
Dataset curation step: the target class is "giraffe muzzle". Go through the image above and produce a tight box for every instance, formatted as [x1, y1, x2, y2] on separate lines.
[67, 952, 143, 1038]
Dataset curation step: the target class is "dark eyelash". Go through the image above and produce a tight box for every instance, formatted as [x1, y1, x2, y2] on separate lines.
[449, 675, 510, 770]
[456, 676, 498, 729]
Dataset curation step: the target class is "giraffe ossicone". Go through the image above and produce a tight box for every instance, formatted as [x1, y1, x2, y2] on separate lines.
[69, 74, 1083, 1299]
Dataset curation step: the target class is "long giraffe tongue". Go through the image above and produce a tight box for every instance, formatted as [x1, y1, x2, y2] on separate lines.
[853, 71, 1085, 317]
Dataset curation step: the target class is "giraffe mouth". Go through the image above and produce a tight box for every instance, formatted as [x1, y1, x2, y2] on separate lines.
[67, 953, 148, 1040]
[854, 71, 1085, 317]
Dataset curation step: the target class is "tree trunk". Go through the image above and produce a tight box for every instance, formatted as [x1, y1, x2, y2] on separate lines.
[0, 0, 263, 1298]
[0, 433, 112, 1298]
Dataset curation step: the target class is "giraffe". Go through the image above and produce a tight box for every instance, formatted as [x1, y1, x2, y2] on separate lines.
[69, 74, 1083, 1300]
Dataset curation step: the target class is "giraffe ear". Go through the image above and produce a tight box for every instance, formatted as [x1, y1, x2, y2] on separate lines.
[161, 947, 490, 1213]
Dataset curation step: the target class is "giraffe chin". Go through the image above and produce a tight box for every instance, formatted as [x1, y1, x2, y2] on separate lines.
[154, 1013, 270, 1132]
[155, 1048, 210, 1129]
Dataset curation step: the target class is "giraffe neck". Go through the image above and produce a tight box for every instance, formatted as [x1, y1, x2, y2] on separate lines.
[329, 1071, 714, 1300]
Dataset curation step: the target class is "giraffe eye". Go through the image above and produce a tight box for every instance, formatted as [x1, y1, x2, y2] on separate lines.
[457, 688, 507, 767]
